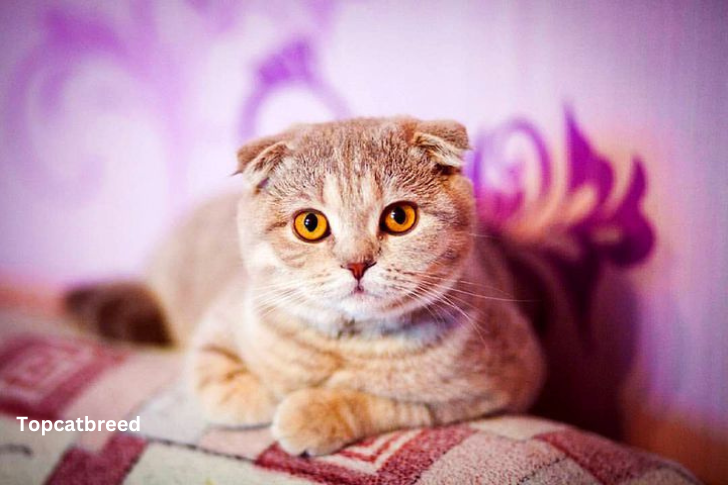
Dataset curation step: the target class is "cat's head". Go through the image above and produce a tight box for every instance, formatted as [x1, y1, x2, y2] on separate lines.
[236, 117, 475, 333]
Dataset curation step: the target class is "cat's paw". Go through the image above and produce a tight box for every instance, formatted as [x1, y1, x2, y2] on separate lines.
[272, 388, 359, 456]
[197, 373, 278, 427]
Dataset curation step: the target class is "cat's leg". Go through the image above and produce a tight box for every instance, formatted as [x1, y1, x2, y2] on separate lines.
[188, 289, 278, 426]
[190, 343, 278, 426]
[272, 388, 433, 455]
[271, 388, 514, 456]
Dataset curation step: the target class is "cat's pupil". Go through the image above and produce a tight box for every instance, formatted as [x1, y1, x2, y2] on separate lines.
[391, 207, 406, 224]
[303, 213, 318, 232]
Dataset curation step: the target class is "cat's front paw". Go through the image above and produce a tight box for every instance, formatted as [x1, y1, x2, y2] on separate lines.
[272, 388, 360, 456]
[196, 373, 278, 427]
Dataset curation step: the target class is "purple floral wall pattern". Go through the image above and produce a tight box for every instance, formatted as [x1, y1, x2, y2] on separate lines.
[239, 39, 349, 140]
[3, 0, 344, 210]
[467, 110, 654, 342]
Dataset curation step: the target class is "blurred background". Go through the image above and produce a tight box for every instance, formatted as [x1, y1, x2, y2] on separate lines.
[0, 1, 725, 482]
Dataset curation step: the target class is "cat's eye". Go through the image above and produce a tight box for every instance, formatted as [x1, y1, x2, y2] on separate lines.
[293, 210, 329, 242]
[381, 202, 418, 235]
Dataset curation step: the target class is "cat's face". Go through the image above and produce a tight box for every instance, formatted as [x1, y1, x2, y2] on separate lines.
[237, 118, 475, 332]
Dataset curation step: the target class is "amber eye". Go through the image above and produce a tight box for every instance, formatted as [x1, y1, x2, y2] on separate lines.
[381, 202, 418, 235]
[293, 210, 329, 241]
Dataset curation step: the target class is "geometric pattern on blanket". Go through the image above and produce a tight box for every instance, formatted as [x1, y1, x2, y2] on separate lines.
[0, 333, 701, 485]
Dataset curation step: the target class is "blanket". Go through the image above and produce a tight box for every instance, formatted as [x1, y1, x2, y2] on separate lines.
[0, 310, 699, 484]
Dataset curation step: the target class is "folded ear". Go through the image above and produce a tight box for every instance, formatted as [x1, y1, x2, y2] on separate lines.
[410, 119, 470, 172]
[234, 135, 290, 191]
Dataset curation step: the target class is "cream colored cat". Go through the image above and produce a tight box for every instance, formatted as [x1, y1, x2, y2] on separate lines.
[68, 117, 545, 456]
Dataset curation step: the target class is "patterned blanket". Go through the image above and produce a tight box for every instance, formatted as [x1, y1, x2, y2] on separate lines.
[0, 311, 699, 485]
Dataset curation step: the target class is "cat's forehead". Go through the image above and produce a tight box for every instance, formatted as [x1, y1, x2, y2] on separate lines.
[295, 119, 407, 166]
[320, 172, 383, 216]
[283, 120, 422, 195]
[260, 117, 454, 215]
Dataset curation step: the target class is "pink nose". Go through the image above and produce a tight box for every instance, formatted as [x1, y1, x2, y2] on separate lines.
[345, 261, 374, 280]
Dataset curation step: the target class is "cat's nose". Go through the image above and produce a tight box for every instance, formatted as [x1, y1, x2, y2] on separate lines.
[344, 260, 375, 281]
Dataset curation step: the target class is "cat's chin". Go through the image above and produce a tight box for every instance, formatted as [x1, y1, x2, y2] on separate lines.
[338, 292, 383, 316]
[336, 293, 426, 323]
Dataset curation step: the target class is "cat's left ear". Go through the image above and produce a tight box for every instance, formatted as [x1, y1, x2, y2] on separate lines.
[410, 120, 470, 173]
[234, 134, 290, 191]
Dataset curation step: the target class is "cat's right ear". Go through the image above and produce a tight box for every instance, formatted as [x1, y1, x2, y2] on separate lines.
[407, 119, 470, 174]
[234, 135, 290, 192]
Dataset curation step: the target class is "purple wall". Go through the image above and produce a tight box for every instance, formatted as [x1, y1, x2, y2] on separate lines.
[1, 1, 726, 481]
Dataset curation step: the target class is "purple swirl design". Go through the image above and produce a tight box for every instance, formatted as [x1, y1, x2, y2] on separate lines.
[3, 0, 344, 209]
[468, 109, 655, 343]
[465, 119, 552, 226]
[3, 1, 187, 206]
[238, 38, 349, 140]
[5, 7, 122, 203]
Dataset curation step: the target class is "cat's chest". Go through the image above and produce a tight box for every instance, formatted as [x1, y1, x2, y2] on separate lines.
[236, 306, 477, 399]
[325, 327, 475, 400]
[236, 314, 342, 395]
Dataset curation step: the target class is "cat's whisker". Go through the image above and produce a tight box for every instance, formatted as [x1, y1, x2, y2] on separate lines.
[252, 275, 334, 292]
[251, 280, 338, 306]
[387, 278, 491, 348]
[405, 275, 533, 303]
[387, 282, 439, 313]
[395, 270, 494, 295]
[382, 281, 438, 313]
[386, 280, 469, 327]
[251, 280, 325, 306]
[255, 290, 309, 320]
[464, 231, 496, 240]
[402, 269, 515, 297]
[433, 292, 491, 347]
[252, 288, 300, 312]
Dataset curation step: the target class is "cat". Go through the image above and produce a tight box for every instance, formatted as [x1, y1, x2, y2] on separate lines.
[66, 117, 546, 456]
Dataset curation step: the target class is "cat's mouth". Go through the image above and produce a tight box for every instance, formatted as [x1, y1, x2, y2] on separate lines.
[345, 282, 382, 301]
[335, 276, 429, 317]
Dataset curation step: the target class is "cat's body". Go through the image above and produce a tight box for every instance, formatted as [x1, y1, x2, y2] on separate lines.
[69, 117, 545, 456]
